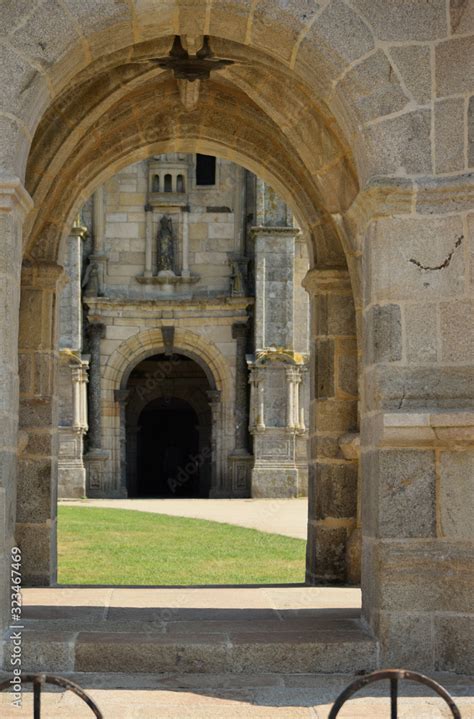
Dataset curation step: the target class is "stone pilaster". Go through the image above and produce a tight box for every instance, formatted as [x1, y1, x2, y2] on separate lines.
[303, 267, 359, 584]
[359, 191, 474, 672]
[17, 260, 65, 586]
[0, 179, 32, 627]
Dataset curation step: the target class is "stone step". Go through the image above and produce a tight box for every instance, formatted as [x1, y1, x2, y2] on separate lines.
[4, 623, 377, 675]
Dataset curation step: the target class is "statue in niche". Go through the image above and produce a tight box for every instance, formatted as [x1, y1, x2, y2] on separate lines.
[82, 261, 103, 297]
[157, 215, 175, 274]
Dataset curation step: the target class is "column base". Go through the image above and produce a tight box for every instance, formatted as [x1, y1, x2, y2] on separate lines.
[251, 465, 307, 498]
[84, 448, 110, 497]
[228, 451, 253, 497]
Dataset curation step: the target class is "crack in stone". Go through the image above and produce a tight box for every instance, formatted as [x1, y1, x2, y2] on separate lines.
[409, 235, 463, 272]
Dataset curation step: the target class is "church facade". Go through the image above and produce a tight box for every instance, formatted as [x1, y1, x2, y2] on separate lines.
[57, 154, 311, 500]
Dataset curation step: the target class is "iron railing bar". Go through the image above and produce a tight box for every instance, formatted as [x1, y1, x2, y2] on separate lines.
[390, 677, 398, 719]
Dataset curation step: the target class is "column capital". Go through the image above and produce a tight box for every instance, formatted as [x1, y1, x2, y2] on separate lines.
[302, 266, 351, 295]
[21, 260, 66, 290]
[0, 178, 33, 220]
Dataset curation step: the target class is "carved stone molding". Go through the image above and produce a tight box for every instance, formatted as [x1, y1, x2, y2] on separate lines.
[373, 411, 474, 449]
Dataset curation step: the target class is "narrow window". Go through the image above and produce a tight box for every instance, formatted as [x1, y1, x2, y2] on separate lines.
[177, 174, 185, 193]
[196, 154, 216, 186]
[164, 174, 172, 192]
[152, 175, 160, 192]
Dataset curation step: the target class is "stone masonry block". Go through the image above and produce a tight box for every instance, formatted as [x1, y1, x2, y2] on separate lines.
[378, 611, 434, 671]
[339, 50, 409, 123]
[315, 462, 357, 520]
[450, 0, 474, 34]
[439, 451, 474, 540]
[434, 97, 465, 173]
[365, 365, 474, 410]
[372, 539, 474, 613]
[436, 35, 474, 97]
[440, 299, 474, 363]
[435, 615, 474, 674]
[368, 215, 465, 302]
[389, 45, 432, 105]
[315, 338, 334, 399]
[363, 110, 432, 178]
[352, 0, 447, 40]
[365, 304, 402, 364]
[377, 449, 436, 538]
[404, 303, 438, 364]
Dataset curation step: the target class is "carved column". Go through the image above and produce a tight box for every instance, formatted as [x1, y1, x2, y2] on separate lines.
[144, 204, 153, 277]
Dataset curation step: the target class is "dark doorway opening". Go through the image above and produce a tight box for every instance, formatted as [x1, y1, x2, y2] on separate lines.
[125, 353, 213, 498]
[137, 398, 200, 498]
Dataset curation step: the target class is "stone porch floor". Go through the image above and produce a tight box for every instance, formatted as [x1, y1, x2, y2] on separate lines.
[1, 671, 473, 718]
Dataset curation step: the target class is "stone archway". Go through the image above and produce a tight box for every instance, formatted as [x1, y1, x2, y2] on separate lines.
[0, 1, 471, 671]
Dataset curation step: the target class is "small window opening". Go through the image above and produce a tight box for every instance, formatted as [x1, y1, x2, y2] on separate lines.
[196, 154, 216, 186]
[152, 175, 160, 192]
[164, 174, 172, 192]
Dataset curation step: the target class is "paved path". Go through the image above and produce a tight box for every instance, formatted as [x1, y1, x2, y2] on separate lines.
[60, 498, 309, 539]
[1, 671, 473, 718]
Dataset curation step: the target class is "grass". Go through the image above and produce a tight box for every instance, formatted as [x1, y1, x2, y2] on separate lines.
[58, 506, 306, 585]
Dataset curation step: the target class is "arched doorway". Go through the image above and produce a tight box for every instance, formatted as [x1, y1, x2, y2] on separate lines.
[125, 353, 213, 499]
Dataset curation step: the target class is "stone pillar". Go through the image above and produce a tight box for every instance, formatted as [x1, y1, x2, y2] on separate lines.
[144, 204, 153, 277]
[303, 267, 359, 585]
[114, 389, 130, 498]
[228, 322, 252, 497]
[0, 180, 32, 627]
[17, 260, 65, 586]
[84, 322, 108, 495]
[360, 193, 474, 672]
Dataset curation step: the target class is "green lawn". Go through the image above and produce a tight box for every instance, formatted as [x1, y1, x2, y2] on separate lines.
[58, 506, 306, 585]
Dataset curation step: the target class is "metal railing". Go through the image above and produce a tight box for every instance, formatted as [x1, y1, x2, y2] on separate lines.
[0, 673, 104, 718]
[328, 669, 462, 718]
